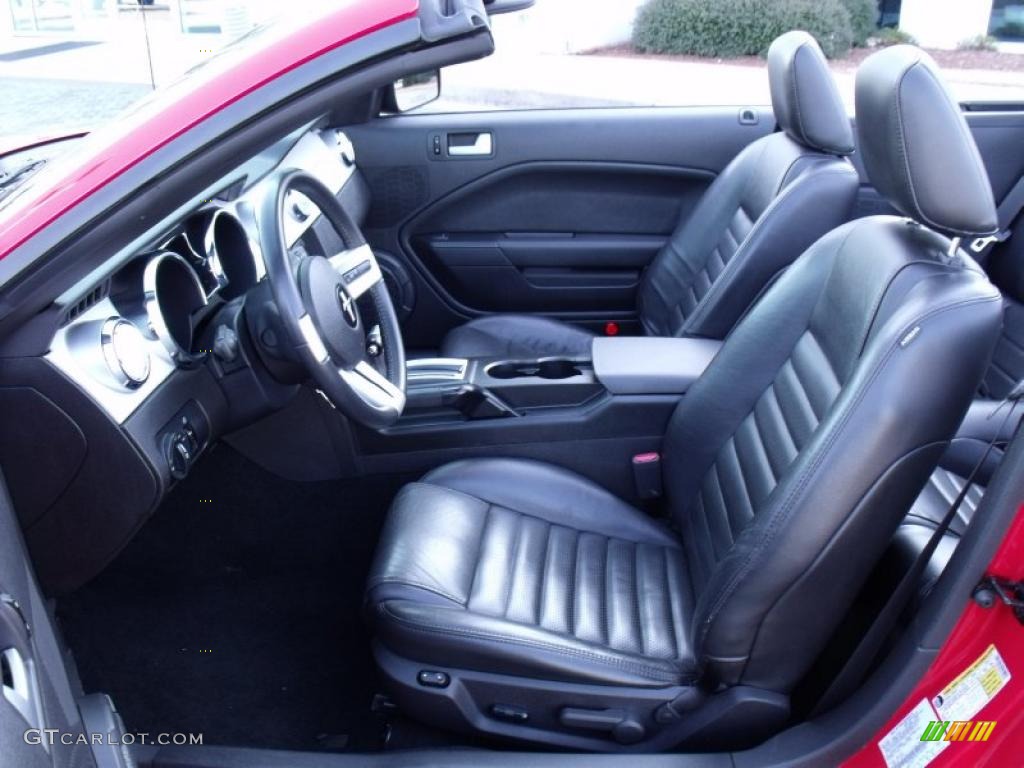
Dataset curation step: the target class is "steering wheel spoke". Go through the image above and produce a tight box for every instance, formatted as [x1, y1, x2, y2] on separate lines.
[329, 243, 383, 300]
[339, 360, 406, 415]
[263, 170, 405, 429]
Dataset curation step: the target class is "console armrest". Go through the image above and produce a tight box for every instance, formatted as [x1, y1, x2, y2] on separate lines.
[592, 337, 722, 395]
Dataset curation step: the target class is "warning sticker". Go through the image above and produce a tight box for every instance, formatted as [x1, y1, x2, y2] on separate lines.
[932, 644, 1011, 723]
[879, 698, 949, 768]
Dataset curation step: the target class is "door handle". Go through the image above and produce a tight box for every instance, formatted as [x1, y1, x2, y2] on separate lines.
[0, 594, 45, 749]
[447, 132, 493, 157]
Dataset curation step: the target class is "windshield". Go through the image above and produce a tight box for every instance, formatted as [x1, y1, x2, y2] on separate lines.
[0, 0, 366, 212]
[0, 0, 343, 147]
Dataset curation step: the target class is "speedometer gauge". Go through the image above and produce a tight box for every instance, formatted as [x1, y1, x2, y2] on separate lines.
[101, 318, 151, 388]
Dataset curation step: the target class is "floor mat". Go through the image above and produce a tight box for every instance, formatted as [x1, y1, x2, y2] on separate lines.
[57, 444, 421, 751]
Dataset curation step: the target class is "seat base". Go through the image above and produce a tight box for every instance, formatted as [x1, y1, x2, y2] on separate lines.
[440, 314, 596, 359]
[375, 642, 790, 752]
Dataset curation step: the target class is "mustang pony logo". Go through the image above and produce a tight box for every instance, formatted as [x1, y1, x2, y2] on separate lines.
[920, 720, 997, 742]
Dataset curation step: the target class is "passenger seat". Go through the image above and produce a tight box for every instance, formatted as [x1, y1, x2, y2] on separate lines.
[439, 31, 859, 359]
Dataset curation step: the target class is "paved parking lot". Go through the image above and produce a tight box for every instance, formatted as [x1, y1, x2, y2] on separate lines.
[0, 76, 150, 140]
[4, 32, 1024, 143]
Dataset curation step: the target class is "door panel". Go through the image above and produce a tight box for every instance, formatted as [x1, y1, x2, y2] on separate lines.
[411, 162, 709, 313]
[346, 107, 772, 348]
[0, 471, 96, 768]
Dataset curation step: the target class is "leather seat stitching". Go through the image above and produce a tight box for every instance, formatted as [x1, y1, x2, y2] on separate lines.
[683, 167, 856, 334]
[368, 578, 465, 606]
[380, 603, 690, 683]
[412, 479, 678, 548]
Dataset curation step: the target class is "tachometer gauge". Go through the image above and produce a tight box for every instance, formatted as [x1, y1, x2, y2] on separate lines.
[101, 317, 151, 388]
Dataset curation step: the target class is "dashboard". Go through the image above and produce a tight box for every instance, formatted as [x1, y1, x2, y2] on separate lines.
[46, 127, 359, 424]
[5, 124, 369, 592]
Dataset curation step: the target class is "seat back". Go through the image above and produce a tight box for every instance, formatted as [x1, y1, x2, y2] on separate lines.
[637, 32, 858, 341]
[661, 45, 1003, 693]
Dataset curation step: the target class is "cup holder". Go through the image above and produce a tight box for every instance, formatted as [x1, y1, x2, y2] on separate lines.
[487, 359, 583, 380]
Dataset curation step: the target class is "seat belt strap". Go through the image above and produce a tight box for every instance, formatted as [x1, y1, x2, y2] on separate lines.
[970, 175, 1024, 263]
[811, 384, 1024, 716]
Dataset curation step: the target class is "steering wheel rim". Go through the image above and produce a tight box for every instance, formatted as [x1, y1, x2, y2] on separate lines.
[260, 169, 406, 429]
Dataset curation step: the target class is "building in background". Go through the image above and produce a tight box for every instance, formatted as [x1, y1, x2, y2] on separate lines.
[6, 1, 1024, 55]
[2, 0, 273, 41]
[872, 0, 1024, 49]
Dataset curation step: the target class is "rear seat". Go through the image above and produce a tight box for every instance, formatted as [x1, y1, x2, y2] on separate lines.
[885, 233, 1024, 594]
[886, 400, 1010, 595]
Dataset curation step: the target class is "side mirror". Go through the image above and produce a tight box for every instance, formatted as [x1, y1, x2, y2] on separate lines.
[384, 70, 441, 114]
[484, 0, 536, 14]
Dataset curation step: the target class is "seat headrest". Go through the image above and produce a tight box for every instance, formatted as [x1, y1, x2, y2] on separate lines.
[856, 46, 997, 237]
[768, 31, 854, 156]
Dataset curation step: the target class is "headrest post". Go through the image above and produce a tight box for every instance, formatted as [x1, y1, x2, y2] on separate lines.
[948, 237, 962, 259]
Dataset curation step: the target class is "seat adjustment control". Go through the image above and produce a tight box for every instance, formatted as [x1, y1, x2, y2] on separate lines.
[490, 703, 528, 723]
[560, 707, 645, 744]
[417, 670, 450, 688]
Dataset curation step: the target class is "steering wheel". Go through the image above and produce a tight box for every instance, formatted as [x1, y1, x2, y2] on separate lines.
[260, 169, 406, 429]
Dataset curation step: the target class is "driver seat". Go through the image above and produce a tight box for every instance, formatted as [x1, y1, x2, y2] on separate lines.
[364, 47, 1003, 750]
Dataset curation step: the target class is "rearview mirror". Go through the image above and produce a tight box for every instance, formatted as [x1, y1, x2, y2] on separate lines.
[385, 70, 441, 114]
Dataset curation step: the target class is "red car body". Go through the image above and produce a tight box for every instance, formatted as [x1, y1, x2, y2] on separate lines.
[0, 1, 1020, 765]
[846, 505, 1024, 767]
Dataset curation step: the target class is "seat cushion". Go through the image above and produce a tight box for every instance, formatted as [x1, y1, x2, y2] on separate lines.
[439, 315, 595, 359]
[366, 458, 698, 688]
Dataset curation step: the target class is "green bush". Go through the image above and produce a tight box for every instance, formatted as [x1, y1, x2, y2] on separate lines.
[957, 34, 999, 52]
[634, 0, 854, 60]
[871, 27, 916, 47]
[840, 0, 880, 46]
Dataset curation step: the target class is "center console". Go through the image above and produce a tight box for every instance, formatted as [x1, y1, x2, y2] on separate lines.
[406, 356, 602, 418]
[403, 335, 722, 421]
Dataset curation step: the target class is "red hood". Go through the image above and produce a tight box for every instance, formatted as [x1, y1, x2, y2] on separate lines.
[0, 0, 418, 263]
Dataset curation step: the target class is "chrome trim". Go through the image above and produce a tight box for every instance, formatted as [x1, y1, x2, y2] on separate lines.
[328, 244, 383, 300]
[47, 297, 176, 424]
[100, 317, 150, 389]
[407, 358, 468, 382]
[448, 132, 493, 157]
[339, 361, 406, 416]
[143, 251, 208, 367]
[204, 207, 260, 294]
[233, 199, 267, 281]
[298, 314, 330, 363]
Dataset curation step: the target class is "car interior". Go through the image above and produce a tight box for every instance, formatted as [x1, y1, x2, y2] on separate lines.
[3, 3, 1024, 767]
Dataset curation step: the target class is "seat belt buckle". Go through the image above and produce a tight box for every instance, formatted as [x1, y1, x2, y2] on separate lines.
[632, 452, 662, 499]
[969, 230, 1010, 255]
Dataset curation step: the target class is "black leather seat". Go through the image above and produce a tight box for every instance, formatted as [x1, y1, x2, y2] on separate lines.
[883, 402, 1003, 599]
[440, 31, 859, 360]
[368, 459, 698, 689]
[365, 46, 1004, 750]
[886, 227, 1024, 593]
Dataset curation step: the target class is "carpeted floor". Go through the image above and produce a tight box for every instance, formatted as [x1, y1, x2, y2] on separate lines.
[56, 444, 443, 752]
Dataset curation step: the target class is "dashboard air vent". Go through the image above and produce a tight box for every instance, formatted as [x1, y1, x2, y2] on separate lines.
[63, 280, 110, 326]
